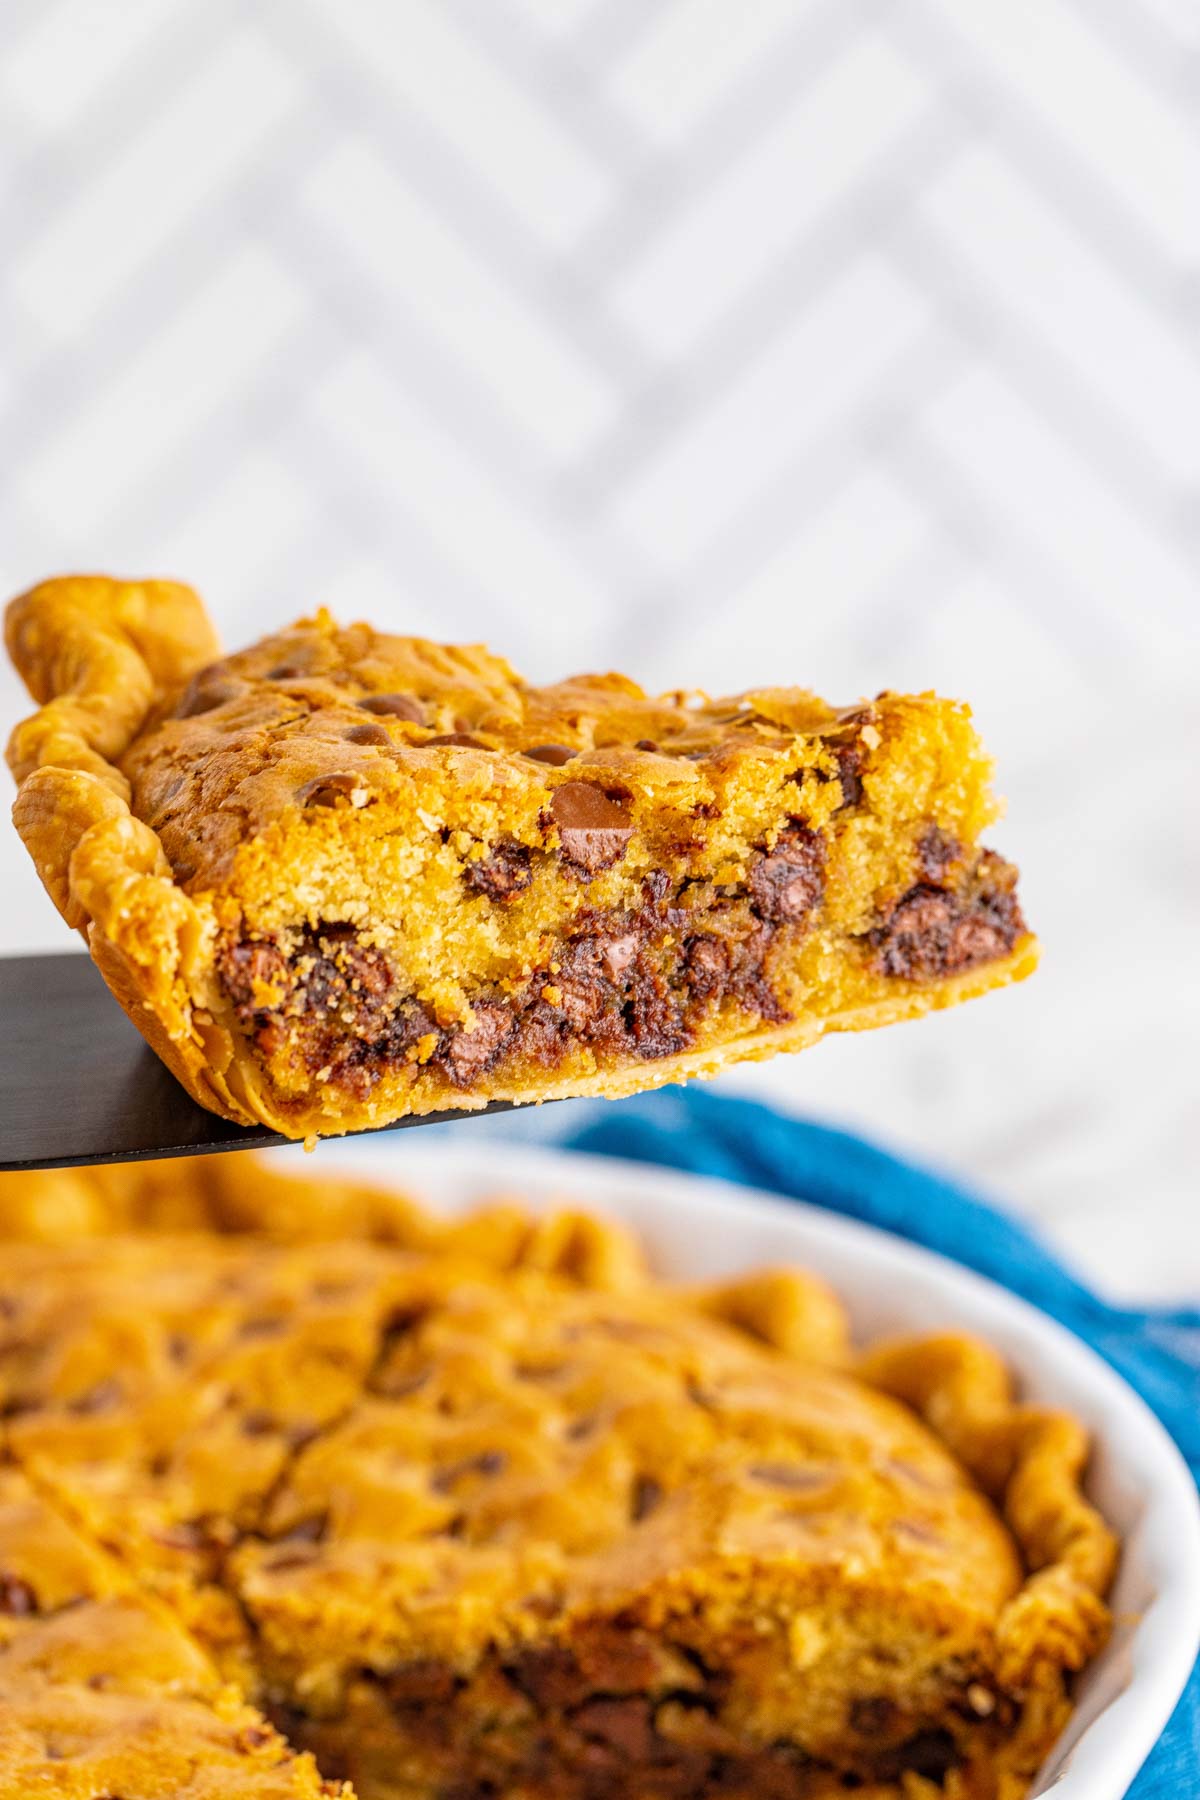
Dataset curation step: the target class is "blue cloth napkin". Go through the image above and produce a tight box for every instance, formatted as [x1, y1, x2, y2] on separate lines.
[526, 1085, 1200, 1797]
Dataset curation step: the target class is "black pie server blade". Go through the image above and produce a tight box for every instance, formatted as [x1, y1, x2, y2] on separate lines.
[0, 952, 514, 1171]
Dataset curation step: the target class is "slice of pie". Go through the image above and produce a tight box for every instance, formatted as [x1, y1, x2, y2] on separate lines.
[0, 1154, 1114, 1800]
[5, 576, 1037, 1141]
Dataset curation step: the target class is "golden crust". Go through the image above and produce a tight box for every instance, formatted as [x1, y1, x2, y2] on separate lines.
[6, 576, 1038, 1140]
[6, 576, 218, 924]
[0, 1157, 1114, 1799]
[6, 578, 229, 1119]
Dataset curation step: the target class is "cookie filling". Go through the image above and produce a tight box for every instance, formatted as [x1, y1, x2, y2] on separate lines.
[270, 1632, 1002, 1799]
[866, 849, 1025, 980]
[217, 872, 797, 1101]
[216, 837, 1023, 1099]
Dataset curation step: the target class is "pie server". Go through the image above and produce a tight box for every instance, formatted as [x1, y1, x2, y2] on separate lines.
[0, 952, 515, 1170]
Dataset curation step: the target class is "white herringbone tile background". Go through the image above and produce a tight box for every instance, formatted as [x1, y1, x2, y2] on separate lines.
[1, 0, 1197, 1296]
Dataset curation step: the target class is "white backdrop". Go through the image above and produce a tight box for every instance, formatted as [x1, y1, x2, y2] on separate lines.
[2, 0, 1197, 1297]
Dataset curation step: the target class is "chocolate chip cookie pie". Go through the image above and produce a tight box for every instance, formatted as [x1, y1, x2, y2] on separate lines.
[6, 577, 1037, 1140]
[0, 1156, 1115, 1800]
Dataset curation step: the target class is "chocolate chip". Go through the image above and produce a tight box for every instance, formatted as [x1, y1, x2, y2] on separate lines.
[634, 739, 659, 752]
[344, 721, 391, 746]
[272, 1513, 328, 1545]
[217, 939, 286, 1020]
[879, 1729, 959, 1781]
[377, 1304, 427, 1343]
[358, 693, 425, 722]
[600, 933, 638, 980]
[506, 1647, 586, 1708]
[238, 1315, 287, 1339]
[262, 1550, 318, 1573]
[684, 935, 729, 1000]
[551, 973, 603, 1035]
[236, 1725, 275, 1752]
[748, 825, 825, 923]
[0, 1573, 36, 1615]
[513, 1360, 569, 1383]
[240, 1409, 278, 1437]
[570, 1696, 656, 1763]
[372, 1367, 430, 1401]
[850, 1696, 898, 1737]
[894, 1518, 941, 1545]
[523, 1592, 563, 1620]
[153, 1520, 211, 1552]
[643, 870, 670, 907]
[297, 772, 364, 808]
[551, 783, 633, 874]
[868, 856, 1024, 981]
[439, 1004, 512, 1086]
[916, 824, 962, 883]
[265, 664, 306, 681]
[463, 842, 533, 902]
[309, 1276, 353, 1303]
[747, 1462, 830, 1491]
[524, 743, 576, 765]
[384, 1660, 459, 1707]
[631, 1475, 663, 1521]
[910, 1730, 959, 1778]
[426, 733, 488, 748]
[174, 668, 240, 718]
[632, 969, 688, 1058]
[68, 1378, 121, 1415]
[883, 1457, 947, 1493]
[431, 1450, 507, 1493]
[833, 742, 864, 810]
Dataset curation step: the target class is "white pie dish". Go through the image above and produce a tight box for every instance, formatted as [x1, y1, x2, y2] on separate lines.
[288, 1137, 1200, 1800]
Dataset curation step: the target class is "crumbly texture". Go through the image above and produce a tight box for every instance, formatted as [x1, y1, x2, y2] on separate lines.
[0, 1158, 1115, 1800]
[0, 1468, 348, 1798]
[5, 577, 1037, 1140]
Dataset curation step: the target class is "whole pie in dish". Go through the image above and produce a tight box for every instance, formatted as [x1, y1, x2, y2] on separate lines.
[0, 1156, 1115, 1800]
[6, 576, 1037, 1140]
